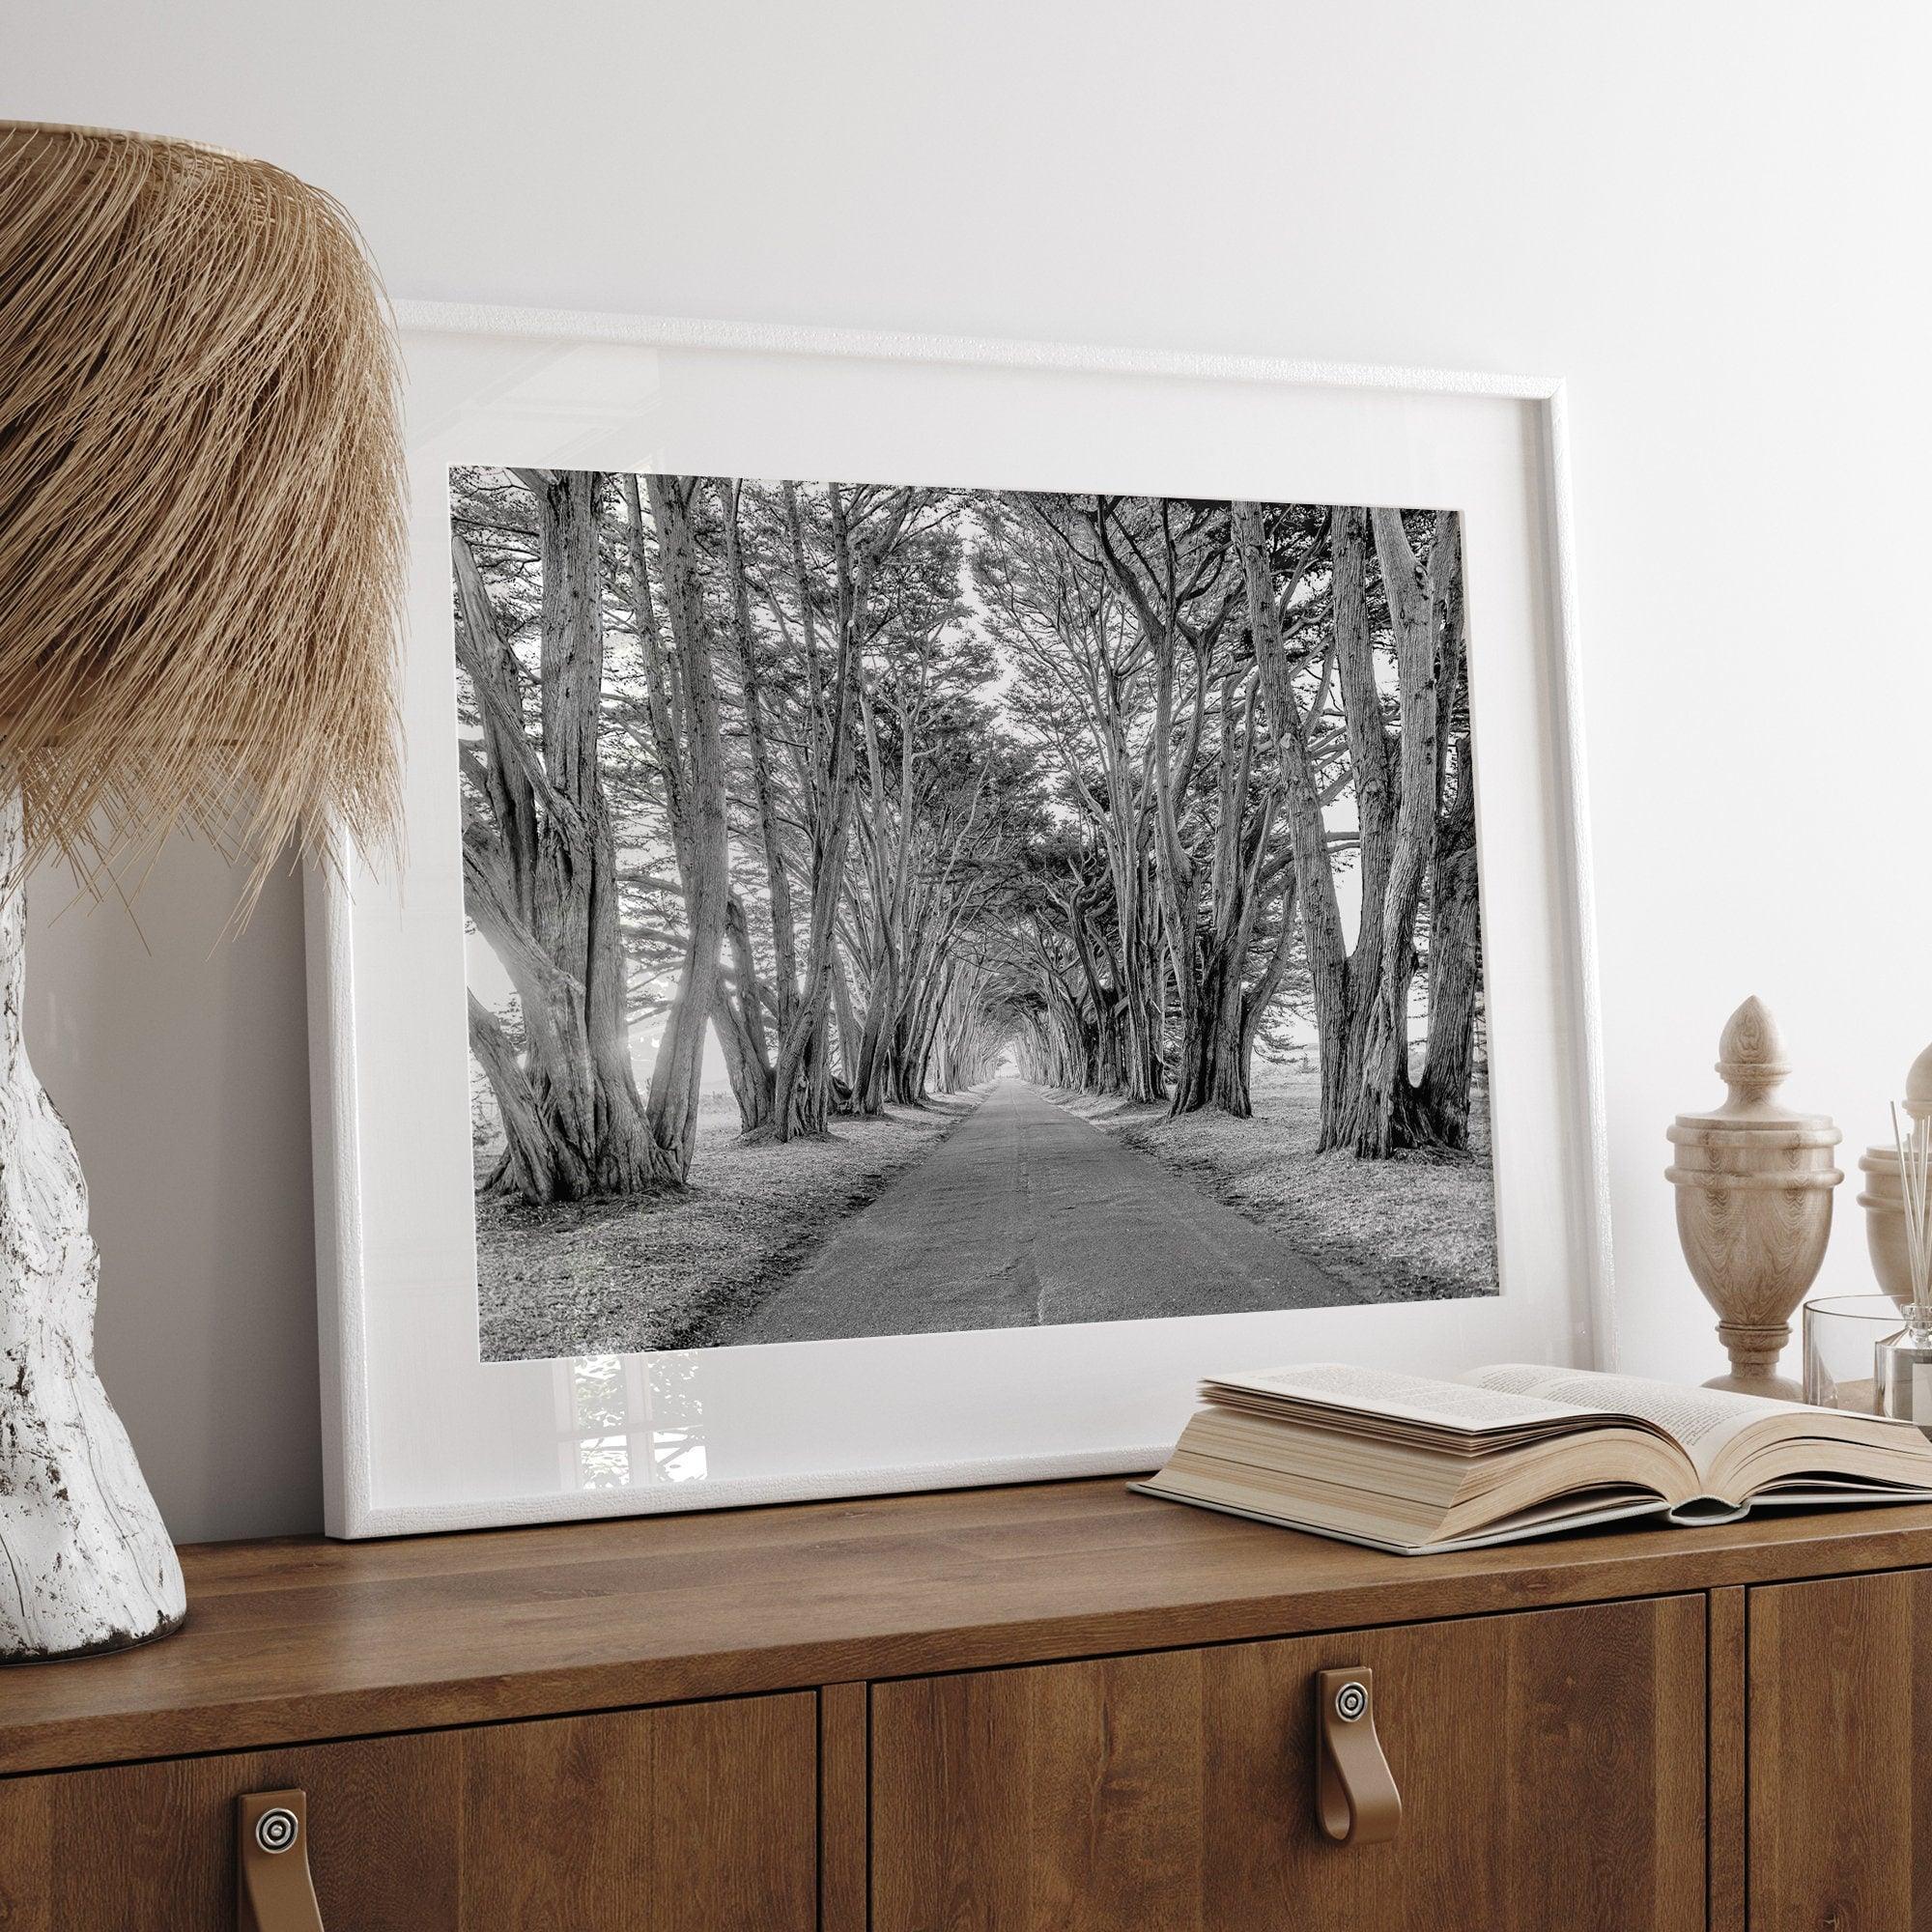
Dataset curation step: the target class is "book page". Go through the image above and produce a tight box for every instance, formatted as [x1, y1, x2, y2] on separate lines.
[1209, 1362, 1601, 1434]
[1463, 1365, 1798, 1477]
[1129, 1479, 1679, 1556]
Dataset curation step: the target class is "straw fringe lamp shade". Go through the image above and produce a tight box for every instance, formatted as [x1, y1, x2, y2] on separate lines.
[0, 123, 404, 1660]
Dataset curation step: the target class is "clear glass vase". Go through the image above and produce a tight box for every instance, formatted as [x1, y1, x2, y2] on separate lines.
[1803, 1295, 1903, 1413]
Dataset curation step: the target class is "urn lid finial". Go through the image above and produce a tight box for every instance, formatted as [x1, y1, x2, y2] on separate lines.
[1907, 1041, 1932, 1120]
[1716, 995, 1788, 1106]
[1674, 995, 1833, 1131]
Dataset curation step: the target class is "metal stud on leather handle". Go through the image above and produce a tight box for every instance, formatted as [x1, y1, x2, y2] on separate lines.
[238, 1790, 326, 1931]
[1315, 1667, 1402, 1845]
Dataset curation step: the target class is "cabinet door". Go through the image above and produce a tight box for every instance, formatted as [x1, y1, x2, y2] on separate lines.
[0, 1691, 816, 1931]
[872, 1596, 1704, 1932]
[1749, 1568, 1932, 1928]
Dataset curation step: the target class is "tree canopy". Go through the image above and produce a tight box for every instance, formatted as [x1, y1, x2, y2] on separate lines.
[451, 469, 1481, 1206]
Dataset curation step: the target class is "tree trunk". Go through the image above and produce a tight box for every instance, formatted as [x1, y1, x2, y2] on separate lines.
[454, 472, 677, 1201]
[468, 991, 552, 1200]
[1237, 871, 1300, 1091]
[1235, 499, 1359, 1145]
[797, 1006, 835, 1137]
[1352, 506, 1445, 1151]
[1350, 508, 1449, 1157]
[1418, 520, 1479, 1147]
[722, 482, 799, 1024]
[1167, 846, 1292, 1120]
[830, 949, 862, 1111]
[715, 893, 776, 1133]
[1419, 828, 1481, 1147]
[852, 959, 895, 1116]
[643, 475, 733, 1177]
[765, 483, 866, 1143]
[534, 472, 665, 1192]
[0, 793, 185, 1660]
[1168, 942, 1252, 1118]
[1064, 883, 1125, 1095]
[619, 475, 694, 892]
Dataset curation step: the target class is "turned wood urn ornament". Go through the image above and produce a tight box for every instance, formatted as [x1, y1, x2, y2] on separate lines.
[1666, 998, 1842, 1400]
[1858, 1042, 1932, 1307]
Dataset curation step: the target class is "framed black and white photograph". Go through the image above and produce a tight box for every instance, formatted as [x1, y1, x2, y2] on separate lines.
[307, 306, 1611, 1536]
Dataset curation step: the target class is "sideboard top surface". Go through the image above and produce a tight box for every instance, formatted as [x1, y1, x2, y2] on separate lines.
[5, 1477, 1931, 1776]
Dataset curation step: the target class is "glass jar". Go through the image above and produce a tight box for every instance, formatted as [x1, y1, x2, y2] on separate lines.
[1802, 1294, 1903, 1413]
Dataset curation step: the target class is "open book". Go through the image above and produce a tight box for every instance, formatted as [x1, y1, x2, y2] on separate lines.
[1131, 1362, 1932, 1555]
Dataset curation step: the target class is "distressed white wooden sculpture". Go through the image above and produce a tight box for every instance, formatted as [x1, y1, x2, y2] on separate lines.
[0, 795, 185, 1659]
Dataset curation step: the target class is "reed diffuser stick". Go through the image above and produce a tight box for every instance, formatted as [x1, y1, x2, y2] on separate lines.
[1890, 1101, 1932, 1333]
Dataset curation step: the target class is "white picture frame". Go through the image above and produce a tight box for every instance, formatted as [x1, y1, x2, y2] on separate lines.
[305, 301, 1613, 1538]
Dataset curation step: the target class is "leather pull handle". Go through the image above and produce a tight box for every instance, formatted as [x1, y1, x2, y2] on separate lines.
[238, 1790, 326, 1932]
[1315, 1667, 1401, 1846]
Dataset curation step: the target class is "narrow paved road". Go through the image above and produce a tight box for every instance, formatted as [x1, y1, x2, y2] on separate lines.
[724, 1077, 1363, 1346]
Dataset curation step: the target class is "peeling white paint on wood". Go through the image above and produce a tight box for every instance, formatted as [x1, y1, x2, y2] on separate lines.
[0, 794, 185, 1660]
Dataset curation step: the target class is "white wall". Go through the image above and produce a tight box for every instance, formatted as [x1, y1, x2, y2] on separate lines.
[9, 1, 1931, 1542]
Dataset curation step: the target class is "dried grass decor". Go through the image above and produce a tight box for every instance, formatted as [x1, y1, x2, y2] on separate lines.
[0, 122, 405, 895]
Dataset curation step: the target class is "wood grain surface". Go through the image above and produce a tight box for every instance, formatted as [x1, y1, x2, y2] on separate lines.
[3, 1478, 1932, 1776]
[1749, 1567, 1932, 1929]
[1707, 1584, 1747, 1932]
[819, 1681, 868, 1932]
[871, 1593, 1707, 1931]
[0, 1692, 816, 1931]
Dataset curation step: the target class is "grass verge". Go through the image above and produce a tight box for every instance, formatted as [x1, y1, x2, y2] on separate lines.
[476, 1093, 979, 1360]
[1062, 1060, 1497, 1305]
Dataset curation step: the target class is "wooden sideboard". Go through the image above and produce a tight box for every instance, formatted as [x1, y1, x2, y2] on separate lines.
[2, 1477, 1929, 1929]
